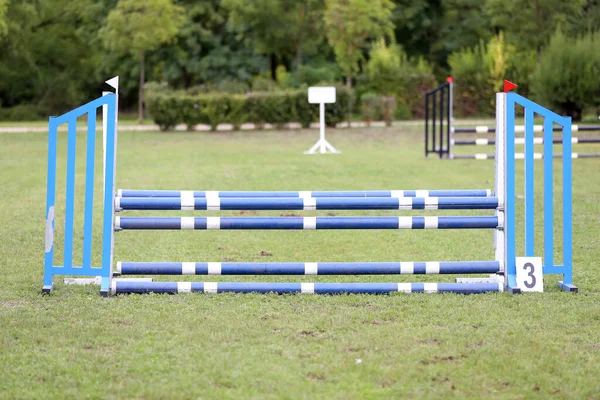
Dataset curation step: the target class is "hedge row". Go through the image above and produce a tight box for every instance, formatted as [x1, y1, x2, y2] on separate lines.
[145, 87, 354, 131]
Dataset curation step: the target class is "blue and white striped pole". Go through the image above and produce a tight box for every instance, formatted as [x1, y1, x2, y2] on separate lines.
[112, 281, 504, 295]
[116, 189, 493, 198]
[114, 196, 499, 211]
[116, 261, 501, 275]
[114, 216, 500, 230]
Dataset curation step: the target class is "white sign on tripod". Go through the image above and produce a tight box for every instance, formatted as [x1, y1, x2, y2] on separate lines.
[304, 87, 340, 154]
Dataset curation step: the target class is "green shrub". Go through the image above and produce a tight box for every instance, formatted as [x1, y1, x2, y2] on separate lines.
[179, 96, 208, 129]
[292, 90, 319, 128]
[228, 95, 249, 130]
[358, 39, 434, 120]
[203, 94, 231, 130]
[0, 104, 45, 121]
[531, 30, 600, 120]
[360, 94, 397, 126]
[145, 87, 354, 131]
[145, 93, 180, 131]
[448, 33, 515, 117]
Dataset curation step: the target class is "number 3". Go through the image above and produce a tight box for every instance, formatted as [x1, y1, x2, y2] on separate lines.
[523, 262, 536, 288]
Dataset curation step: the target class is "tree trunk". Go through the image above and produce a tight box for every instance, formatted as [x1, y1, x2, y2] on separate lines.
[138, 51, 145, 123]
[346, 73, 352, 88]
[296, 47, 302, 71]
[270, 53, 277, 81]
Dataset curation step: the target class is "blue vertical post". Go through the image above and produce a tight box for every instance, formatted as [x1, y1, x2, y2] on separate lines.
[561, 120, 574, 289]
[524, 109, 535, 256]
[505, 93, 518, 292]
[543, 118, 554, 272]
[43, 118, 59, 293]
[63, 118, 77, 270]
[82, 112, 96, 270]
[100, 94, 116, 296]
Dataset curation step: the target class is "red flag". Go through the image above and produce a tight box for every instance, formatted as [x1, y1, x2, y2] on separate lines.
[504, 80, 517, 93]
[446, 76, 453, 83]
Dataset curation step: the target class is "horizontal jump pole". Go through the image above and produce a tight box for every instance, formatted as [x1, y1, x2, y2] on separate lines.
[452, 124, 600, 134]
[116, 261, 501, 275]
[451, 153, 600, 160]
[117, 189, 493, 198]
[115, 196, 499, 211]
[112, 281, 504, 295]
[452, 137, 600, 146]
[115, 216, 499, 230]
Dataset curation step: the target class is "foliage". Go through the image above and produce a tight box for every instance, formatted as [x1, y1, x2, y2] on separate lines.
[0, 104, 45, 121]
[223, 0, 325, 75]
[360, 93, 397, 126]
[485, 0, 590, 57]
[156, 0, 266, 88]
[101, 0, 184, 59]
[448, 33, 516, 116]
[145, 86, 354, 131]
[0, 0, 8, 38]
[2, 0, 600, 119]
[101, 0, 184, 120]
[324, 0, 395, 87]
[531, 30, 600, 120]
[358, 39, 435, 119]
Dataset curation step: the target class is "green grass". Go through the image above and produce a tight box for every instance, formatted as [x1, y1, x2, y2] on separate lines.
[1, 126, 599, 399]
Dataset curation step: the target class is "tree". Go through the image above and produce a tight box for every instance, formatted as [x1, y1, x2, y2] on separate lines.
[531, 30, 600, 120]
[0, 0, 111, 113]
[100, 0, 184, 121]
[485, 0, 588, 61]
[223, 0, 325, 79]
[156, 0, 266, 88]
[324, 0, 395, 88]
[0, 0, 8, 39]
[391, 0, 443, 64]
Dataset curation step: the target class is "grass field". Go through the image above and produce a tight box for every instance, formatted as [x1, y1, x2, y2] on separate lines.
[1, 125, 599, 399]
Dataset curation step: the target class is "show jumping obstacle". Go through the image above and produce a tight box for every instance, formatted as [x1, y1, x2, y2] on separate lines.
[425, 79, 600, 159]
[42, 77, 577, 296]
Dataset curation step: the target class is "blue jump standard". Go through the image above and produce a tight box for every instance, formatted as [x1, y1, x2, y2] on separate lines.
[115, 196, 499, 211]
[112, 281, 504, 295]
[117, 261, 501, 275]
[118, 189, 492, 198]
[115, 216, 499, 230]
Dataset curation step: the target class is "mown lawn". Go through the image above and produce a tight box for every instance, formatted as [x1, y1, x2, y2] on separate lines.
[1, 125, 599, 399]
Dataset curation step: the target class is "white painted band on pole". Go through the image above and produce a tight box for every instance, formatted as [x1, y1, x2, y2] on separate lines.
[208, 262, 221, 275]
[398, 197, 412, 209]
[424, 217, 438, 229]
[204, 282, 218, 294]
[400, 262, 414, 274]
[182, 262, 196, 275]
[207, 217, 220, 230]
[426, 262, 440, 274]
[304, 262, 318, 275]
[207, 197, 220, 211]
[181, 191, 195, 210]
[303, 217, 317, 230]
[301, 282, 315, 294]
[398, 217, 412, 229]
[303, 197, 316, 210]
[424, 197, 439, 210]
[397, 283, 412, 293]
[181, 217, 195, 230]
[178, 282, 192, 293]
